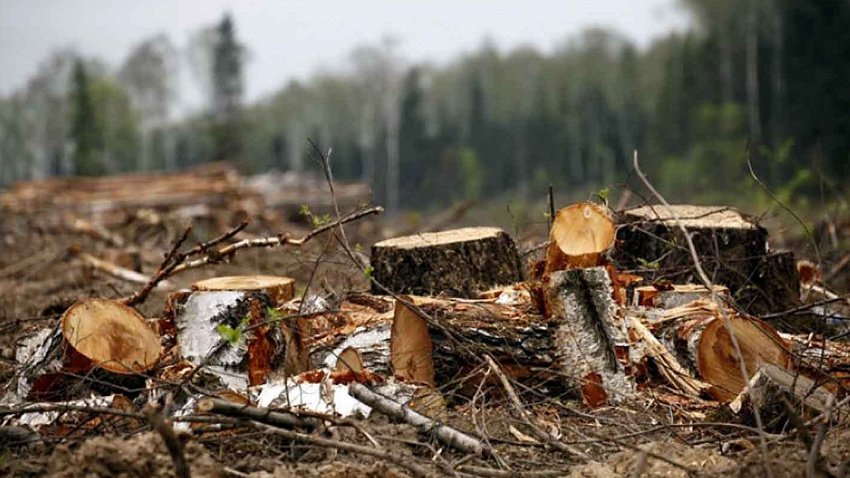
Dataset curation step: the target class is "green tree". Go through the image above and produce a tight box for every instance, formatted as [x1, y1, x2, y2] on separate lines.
[69, 59, 103, 175]
[211, 13, 244, 163]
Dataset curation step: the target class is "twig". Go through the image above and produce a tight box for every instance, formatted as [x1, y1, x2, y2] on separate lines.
[169, 207, 381, 275]
[77, 252, 172, 287]
[196, 398, 318, 430]
[746, 146, 821, 264]
[348, 382, 491, 458]
[806, 394, 835, 478]
[483, 355, 588, 460]
[143, 404, 190, 478]
[547, 185, 555, 231]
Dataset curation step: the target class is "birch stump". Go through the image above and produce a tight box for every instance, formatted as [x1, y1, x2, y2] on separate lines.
[166, 275, 307, 389]
[18, 299, 161, 400]
[370, 227, 523, 298]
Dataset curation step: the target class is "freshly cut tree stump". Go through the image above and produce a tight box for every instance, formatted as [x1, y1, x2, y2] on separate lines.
[545, 202, 615, 273]
[370, 227, 523, 298]
[169, 276, 307, 389]
[192, 275, 295, 305]
[651, 300, 791, 401]
[17, 299, 161, 400]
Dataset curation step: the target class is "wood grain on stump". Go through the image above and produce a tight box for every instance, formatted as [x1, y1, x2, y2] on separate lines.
[371, 227, 522, 298]
[61, 299, 161, 374]
[651, 300, 791, 401]
[192, 275, 295, 305]
[545, 202, 615, 273]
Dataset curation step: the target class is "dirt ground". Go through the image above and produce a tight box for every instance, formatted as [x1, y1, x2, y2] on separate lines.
[1, 203, 848, 477]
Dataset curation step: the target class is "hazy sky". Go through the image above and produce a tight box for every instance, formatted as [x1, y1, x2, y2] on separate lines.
[0, 0, 689, 112]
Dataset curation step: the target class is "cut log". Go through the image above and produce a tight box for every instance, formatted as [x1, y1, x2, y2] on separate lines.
[650, 300, 791, 401]
[390, 298, 436, 387]
[544, 268, 633, 406]
[192, 275, 295, 305]
[545, 202, 615, 274]
[17, 300, 161, 401]
[614, 204, 799, 314]
[370, 227, 523, 298]
[729, 363, 837, 431]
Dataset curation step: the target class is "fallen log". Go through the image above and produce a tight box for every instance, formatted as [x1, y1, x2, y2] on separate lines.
[545, 202, 615, 273]
[17, 299, 161, 400]
[197, 397, 317, 430]
[649, 300, 791, 401]
[370, 227, 523, 298]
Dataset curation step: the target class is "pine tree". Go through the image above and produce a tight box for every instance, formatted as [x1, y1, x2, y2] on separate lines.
[211, 13, 244, 163]
[69, 59, 103, 175]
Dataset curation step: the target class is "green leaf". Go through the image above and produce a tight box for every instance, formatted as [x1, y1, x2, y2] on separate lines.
[216, 323, 242, 344]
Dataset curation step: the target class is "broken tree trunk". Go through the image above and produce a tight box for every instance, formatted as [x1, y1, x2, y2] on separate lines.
[370, 227, 523, 298]
[168, 276, 308, 389]
[650, 300, 791, 401]
[18, 299, 161, 400]
[614, 204, 799, 314]
[544, 267, 632, 407]
[545, 202, 615, 273]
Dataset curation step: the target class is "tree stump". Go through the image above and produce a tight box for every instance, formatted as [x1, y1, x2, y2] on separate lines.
[168, 275, 307, 389]
[18, 299, 161, 400]
[615, 205, 798, 314]
[370, 227, 523, 298]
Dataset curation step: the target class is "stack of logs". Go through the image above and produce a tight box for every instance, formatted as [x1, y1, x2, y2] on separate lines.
[10, 202, 846, 431]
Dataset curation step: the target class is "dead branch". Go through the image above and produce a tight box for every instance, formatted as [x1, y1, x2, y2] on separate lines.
[144, 404, 190, 478]
[169, 206, 382, 275]
[483, 355, 588, 460]
[77, 251, 172, 287]
[348, 382, 491, 458]
[196, 398, 318, 430]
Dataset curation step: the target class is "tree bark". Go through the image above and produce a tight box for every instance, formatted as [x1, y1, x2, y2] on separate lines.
[371, 227, 523, 298]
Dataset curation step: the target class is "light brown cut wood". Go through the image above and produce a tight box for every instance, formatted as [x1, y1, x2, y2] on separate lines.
[192, 275, 295, 305]
[651, 300, 791, 401]
[545, 202, 615, 273]
[390, 297, 435, 387]
[334, 347, 364, 373]
[61, 299, 161, 374]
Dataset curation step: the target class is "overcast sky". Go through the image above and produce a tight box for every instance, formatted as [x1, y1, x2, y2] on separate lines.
[0, 0, 689, 112]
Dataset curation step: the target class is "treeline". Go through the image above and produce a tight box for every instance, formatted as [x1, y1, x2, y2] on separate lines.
[2, 1, 849, 212]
